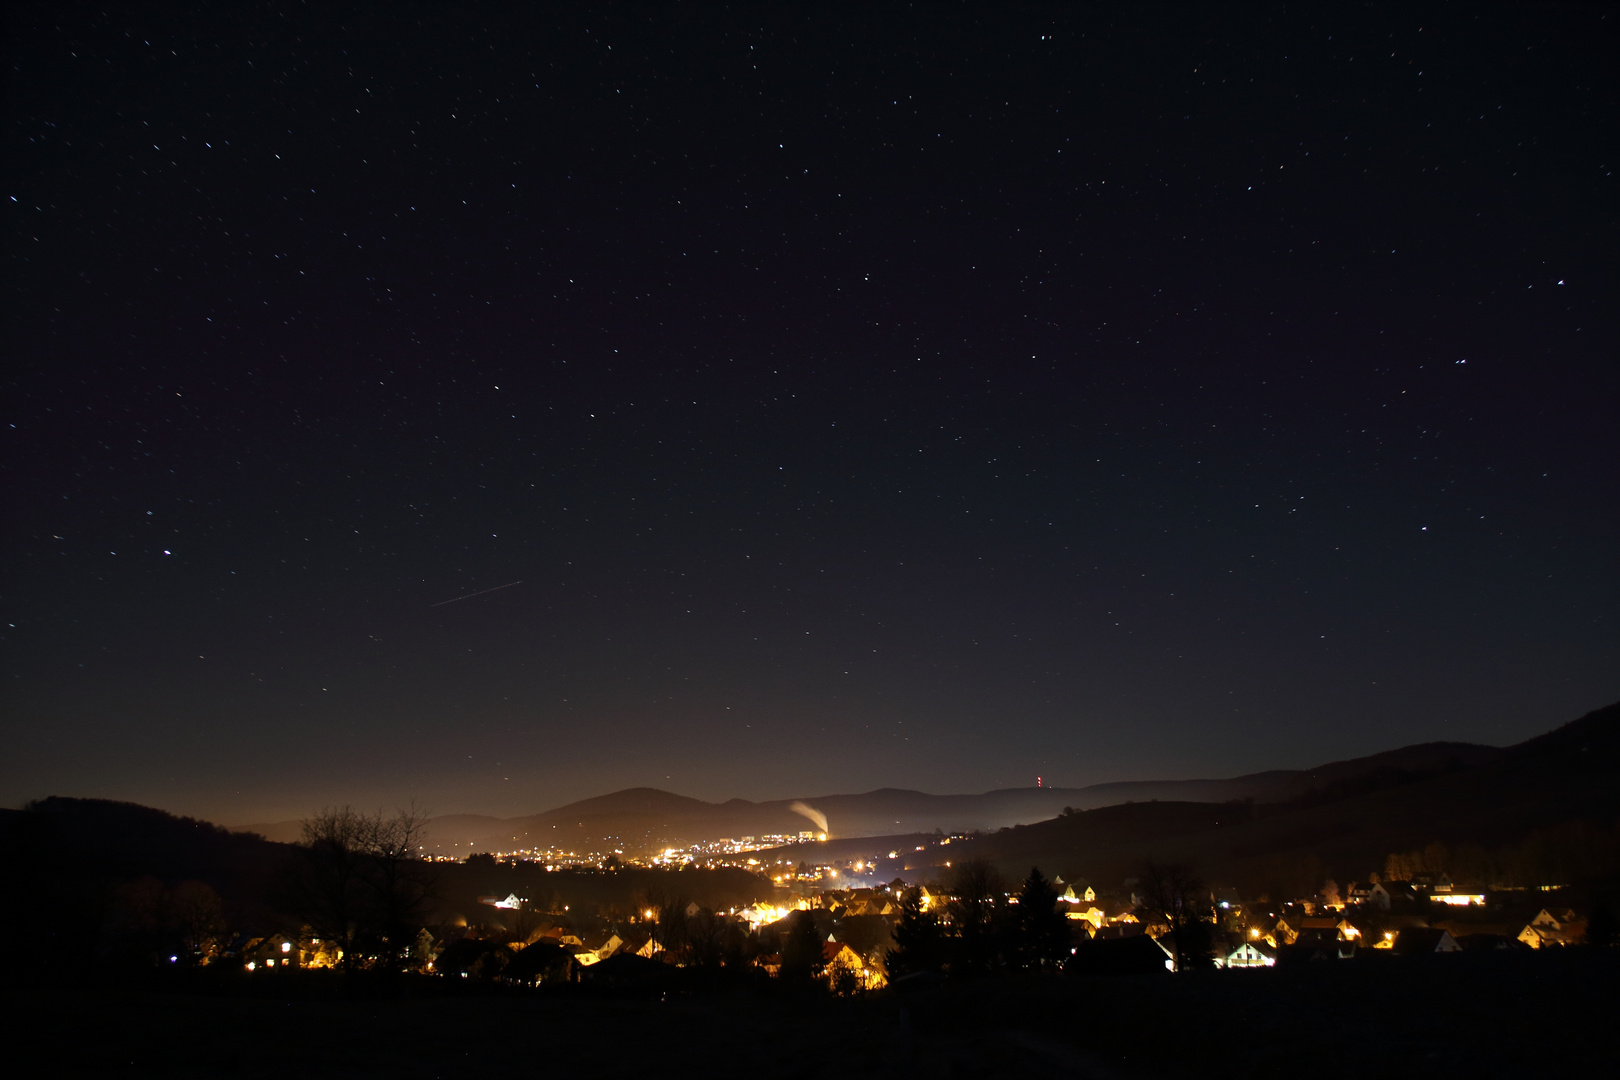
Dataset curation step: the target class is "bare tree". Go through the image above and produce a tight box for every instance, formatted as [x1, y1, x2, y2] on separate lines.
[286, 804, 436, 970]
[637, 885, 690, 955]
[684, 906, 726, 969]
[357, 801, 434, 967]
[293, 806, 370, 967]
[1137, 862, 1212, 972]
[170, 880, 230, 964]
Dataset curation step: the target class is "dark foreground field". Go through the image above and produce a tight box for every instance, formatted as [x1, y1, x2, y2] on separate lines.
[9, 950, 1616, 1079]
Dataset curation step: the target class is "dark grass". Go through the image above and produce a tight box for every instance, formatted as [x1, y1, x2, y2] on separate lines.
[7, 950, 1616, 1078]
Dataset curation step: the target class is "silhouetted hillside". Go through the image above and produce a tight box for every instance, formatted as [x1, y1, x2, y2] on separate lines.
[237, 736, 1513, 855]
[946, 702, 1620, 896]
[6, 702, 1615, 972]
[12, 797, 282, 880]
[0, 798, 296, 975]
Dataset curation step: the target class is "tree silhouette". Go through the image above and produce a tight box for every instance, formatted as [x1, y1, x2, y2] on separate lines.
[644, 890, 690, 955]
[360, 801, 434, 968]
[948, 858, 1004, 975]
[104, 876, 227, 967]
[885, 886, 945, 976]
[780, 909, 824, 982]
[284, 804, 436, 969]
[289, 807, 368, 967]
[685, 906, 726, 969]
[1008, 867, 1069, 972]
[1137, 862, 1212, 973]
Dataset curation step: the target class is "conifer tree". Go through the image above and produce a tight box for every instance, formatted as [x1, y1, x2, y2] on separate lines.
[886, 886, 944, 976]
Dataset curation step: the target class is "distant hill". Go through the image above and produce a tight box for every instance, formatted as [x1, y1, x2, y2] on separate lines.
[0, 797, 297, 971]
[11, 703, 1616, 931]
[229, 735, 1508, 855]
[5, 797, 290, 885]
[932, 702, 1620, 895]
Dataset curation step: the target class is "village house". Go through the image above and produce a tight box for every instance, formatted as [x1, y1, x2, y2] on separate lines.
[1105, 904, 1141, 927]
[1216, 937, 1276, 969]
[1393, 927, 1462, 955]
[1066, 905, 1106, 929]
[1277, 939, 1351, 964]
[1517, 908, 1586, 948]
[1429, 921, 1524, 951]
[1368, 880, 1418, 910]
[1297, 916, 1361, 943]
[1067, 932, 1174, 975]
[1369, 914, 1431, 949]
[540, 926, 585, 948]
[240, 933, 300, 971]
[1428, 876, 1486, 907]
[478, 892, 525, 910]
[1059, 882, 1098, 904]
[822, 940, 884, 990]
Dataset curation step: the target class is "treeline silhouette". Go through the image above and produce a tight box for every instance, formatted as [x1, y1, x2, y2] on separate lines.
[0, 797, 290, 977]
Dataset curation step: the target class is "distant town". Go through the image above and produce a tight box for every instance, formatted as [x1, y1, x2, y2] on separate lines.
[282, 830, 1594, 991]
[6, 700, 1617, 1077]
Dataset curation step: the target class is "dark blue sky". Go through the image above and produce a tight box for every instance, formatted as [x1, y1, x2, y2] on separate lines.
[5, 4, 1615, 823]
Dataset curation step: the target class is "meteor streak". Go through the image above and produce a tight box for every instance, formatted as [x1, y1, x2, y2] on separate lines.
[430, 580, 523, 607]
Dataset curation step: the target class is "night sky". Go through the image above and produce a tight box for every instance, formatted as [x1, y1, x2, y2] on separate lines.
[5, 5, 1616, 825]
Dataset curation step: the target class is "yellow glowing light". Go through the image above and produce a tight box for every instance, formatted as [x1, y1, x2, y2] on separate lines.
[281, 942, 291, 953]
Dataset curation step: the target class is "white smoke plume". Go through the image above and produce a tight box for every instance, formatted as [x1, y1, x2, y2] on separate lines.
[788, 801, 828, 836]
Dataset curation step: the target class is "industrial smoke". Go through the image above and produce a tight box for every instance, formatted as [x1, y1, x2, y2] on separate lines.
[788, 801, 828, 836]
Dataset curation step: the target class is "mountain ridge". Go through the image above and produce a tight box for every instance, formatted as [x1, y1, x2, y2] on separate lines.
[235, 738, 1505, 850]
[935, 702, 1620, 895]
[17, 703, 1616, 902]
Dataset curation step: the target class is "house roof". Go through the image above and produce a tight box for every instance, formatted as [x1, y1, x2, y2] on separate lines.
[1226, 939, 1275, 959]
[1393, 927, 1457, 954]
[1067, 932, 1172, 976]
[822, 941, 860, 964]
